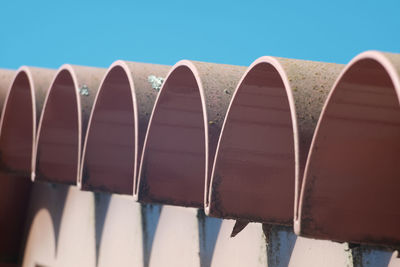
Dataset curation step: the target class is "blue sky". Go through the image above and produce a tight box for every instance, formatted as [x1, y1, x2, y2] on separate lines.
[1, 0, 399, 69]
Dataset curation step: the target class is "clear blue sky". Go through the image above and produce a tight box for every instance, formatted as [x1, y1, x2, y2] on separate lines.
[1, 0, 399, 69]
